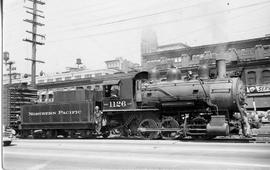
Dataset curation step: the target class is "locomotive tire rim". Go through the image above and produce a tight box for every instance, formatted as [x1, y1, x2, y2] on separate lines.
[138, 119, 159, 140]
[160, 118, 180, 140]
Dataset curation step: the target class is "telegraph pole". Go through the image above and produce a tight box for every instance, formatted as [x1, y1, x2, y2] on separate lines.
[3, 52, 18, 85]
[6, 61, 15, 85]
[23, 0, 45, 88]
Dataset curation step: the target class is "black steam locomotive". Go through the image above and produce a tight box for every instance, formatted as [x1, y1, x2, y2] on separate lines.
[20, 59, 252, 139]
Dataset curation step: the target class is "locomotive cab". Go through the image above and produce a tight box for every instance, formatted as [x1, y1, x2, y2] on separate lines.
[102, 78, 136, 112]
[102, 71, 153, 112]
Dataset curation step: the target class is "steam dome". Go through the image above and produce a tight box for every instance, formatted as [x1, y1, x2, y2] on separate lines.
[166, 67, 181, 81]
[149, 68, 160, 81]
[198, 64, 209, 79]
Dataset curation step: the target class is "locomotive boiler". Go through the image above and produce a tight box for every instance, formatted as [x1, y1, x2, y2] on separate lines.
[142, 60, 246, 114]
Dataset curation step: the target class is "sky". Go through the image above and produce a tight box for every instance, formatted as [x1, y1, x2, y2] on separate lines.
[3, 0, 270, 76]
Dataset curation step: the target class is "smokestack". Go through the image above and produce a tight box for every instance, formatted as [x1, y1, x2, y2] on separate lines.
[216, 59, 226, 78]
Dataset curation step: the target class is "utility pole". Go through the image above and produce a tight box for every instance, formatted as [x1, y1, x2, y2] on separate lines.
[6, 61, 15, 85]
[23, 0, 45, 88]
[3, 52, 19, 85]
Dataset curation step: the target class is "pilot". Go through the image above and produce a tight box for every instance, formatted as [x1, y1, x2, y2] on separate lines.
[94, 106, 103, 134]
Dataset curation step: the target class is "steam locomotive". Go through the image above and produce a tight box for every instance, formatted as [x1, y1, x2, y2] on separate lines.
[20, 59, 252, 139]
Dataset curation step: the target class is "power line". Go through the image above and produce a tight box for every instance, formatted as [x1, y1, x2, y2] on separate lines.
[49, 0, 213, 32]
[3, 4, 24, 16]
[3, 1, 22, 11]
[85, 0, 180, 22]
[158, 3, 270, 44]
[48, 0, 127, 22]
[48, 0, 184, 26]
[53, 0, 108, 13]
[1, 0, 186, 35]
[79, 0, 270, 29]
[47, 0, 270, 43]
[49, 0, 270, 34]
[231, 23, 270, 35]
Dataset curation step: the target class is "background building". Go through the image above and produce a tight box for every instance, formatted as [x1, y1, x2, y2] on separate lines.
[141, 35, 270, 70]
[140, 29, 158, 56]
[140, 28, 189, 69]
[105, 57, 140, 73]
[3, 68, 118, 85]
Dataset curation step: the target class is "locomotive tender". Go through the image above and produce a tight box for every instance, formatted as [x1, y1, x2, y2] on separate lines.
[20, 59, 252, 139]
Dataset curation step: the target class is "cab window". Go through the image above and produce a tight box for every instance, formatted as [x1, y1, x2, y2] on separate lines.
[104, 85, 111, 97]
[111, 85, 120, 97]
[104, 84, 120, 97]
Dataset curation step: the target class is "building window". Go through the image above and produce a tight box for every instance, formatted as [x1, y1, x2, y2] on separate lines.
[174, 57, 182, 63]
[76, 86, 84, 89]
[95, 73, 102, 77]
[262, 70, 270, 84]
[74, 75, 81, 79]
[65, 76, 72, 80]
[56, 77, 62, 81]
[85, 74, 92, 78]
[41, 95, 46, 102]
[37, 95, 41, 102]
[247, 71, 256, 85]
[47, 79, 53, 82]
[69, 87, 76, 90]
[94, 85, 100, 90]
[38, 80, 44, 83]
[48, 94, 54, 102]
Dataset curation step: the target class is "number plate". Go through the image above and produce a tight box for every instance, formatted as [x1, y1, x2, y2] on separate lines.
[103, 99, 132, 109]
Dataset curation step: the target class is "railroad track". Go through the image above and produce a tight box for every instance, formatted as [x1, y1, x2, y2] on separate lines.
[17, 125, 270, 143]
[106, 134, 270, 143]
[16, 135, 270, 143]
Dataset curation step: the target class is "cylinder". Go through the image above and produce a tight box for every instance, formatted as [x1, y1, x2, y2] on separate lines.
[206, 115, 229, 136]
[216, 59, 226, 78]
[206, 123, 229, 136]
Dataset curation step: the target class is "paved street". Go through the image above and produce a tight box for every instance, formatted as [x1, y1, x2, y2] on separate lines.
[3, 139, 270, 170]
